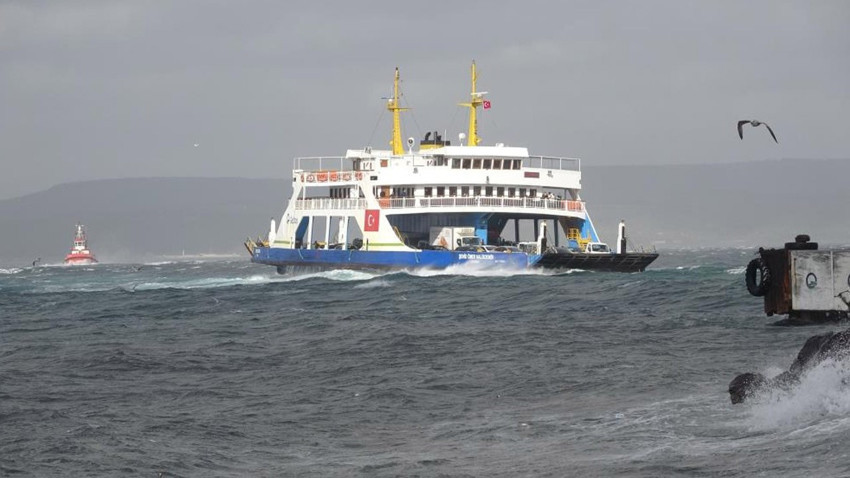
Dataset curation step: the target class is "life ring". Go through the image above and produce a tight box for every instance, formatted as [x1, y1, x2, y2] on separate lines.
[306, 174, 315, 182]
[746, 257, 771, 297]
[317, 172, 328, 182]
[329, 171, 339, 182]
[355, 172, 363, 181]
[342, 172, 352, 181]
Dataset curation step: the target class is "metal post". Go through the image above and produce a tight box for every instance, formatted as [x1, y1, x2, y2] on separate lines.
[514, 219, 520, 243]
[324, 216, 331, 249]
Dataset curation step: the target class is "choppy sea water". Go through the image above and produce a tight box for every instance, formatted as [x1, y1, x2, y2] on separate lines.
[2, 250, 850, 477]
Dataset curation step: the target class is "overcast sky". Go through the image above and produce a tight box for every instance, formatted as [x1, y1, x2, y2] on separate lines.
[1, 1, 847, 199]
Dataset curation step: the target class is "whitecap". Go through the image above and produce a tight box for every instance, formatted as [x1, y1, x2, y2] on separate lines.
[354, 279, 392, 289]
[746, 359, 850, 431]
[405, 262, 554, 278]
[279, 269, 380, 282]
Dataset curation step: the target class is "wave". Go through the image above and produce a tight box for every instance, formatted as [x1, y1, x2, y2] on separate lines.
[129, 274, 281, 291]
[746, 359, 850, 431]
[276, 269, 381, 282]
[354, 279, 393, 289]
[404, 262, 569, 278]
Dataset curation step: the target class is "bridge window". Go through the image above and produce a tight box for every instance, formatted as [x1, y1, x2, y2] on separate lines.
[473, 159, 481, 169]
[424, 187, 433, 197]
[451, 158, 461, 169]
[493, 159, 502, 170]
[483, 159, 492, 169]
[512, 160, 521, 170]
[462, 158, 471, 169]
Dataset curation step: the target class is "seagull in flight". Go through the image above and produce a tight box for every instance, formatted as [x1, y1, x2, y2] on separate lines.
[737, 120, 778, 143]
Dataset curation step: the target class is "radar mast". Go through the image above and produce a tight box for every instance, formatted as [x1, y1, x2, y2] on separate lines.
[459, 61, 487, 146]
[387, 67, 408, 155]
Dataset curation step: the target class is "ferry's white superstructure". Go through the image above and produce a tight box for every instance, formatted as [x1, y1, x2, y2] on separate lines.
[247, 63, 657, 273]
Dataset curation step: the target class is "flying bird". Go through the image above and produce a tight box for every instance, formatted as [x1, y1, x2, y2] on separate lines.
[737, 120, 778, 143]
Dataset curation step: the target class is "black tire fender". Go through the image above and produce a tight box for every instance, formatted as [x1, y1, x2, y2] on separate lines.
[746, 258, 771, 297]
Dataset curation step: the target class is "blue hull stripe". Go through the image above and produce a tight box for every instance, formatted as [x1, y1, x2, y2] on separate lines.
[251, 247, 532, 270]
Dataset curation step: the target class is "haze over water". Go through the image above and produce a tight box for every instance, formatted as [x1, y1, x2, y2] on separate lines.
[3, 251, 850, 476]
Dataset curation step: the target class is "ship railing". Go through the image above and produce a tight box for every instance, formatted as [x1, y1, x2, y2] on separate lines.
[295, 156, 358, 172]
[389, 197, 585, 212]
[523, 156, 580, 171]
[294, 156, 580, 172]
[293, 196, 584, 212]
[295, 198, 369, 211]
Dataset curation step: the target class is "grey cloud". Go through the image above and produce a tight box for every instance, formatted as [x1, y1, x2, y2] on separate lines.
[1, 0, 848, 200]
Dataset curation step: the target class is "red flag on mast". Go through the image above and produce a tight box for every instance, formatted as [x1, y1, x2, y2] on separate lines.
[483, 100, 491, 109]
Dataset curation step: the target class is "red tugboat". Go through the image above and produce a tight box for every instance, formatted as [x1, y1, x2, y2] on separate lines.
[64, 224, 98, 265]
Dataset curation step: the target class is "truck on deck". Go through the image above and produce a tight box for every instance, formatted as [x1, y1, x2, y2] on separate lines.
[429, 227, 483, 251]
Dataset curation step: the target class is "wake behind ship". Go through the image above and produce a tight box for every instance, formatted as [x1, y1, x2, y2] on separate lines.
[246, 63, 657, 273]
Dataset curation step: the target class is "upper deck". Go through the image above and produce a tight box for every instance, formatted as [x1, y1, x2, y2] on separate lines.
[292, 146, 582, 192]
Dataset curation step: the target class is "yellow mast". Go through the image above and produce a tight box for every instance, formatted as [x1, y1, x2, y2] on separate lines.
[459, 61, 485, 146]
[387, 67, 408, 155]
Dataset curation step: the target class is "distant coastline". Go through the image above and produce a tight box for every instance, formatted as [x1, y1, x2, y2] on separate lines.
[2, 159, 848, 266]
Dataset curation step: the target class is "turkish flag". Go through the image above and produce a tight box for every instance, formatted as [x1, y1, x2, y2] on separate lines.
[483, 100, 491, 109]
[364, 209, 380, 231]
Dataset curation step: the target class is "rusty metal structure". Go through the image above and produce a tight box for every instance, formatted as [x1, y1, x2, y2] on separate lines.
[747, 235, 850, 323]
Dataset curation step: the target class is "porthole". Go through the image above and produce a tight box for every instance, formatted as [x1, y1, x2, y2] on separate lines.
[806, 272, 818, 289]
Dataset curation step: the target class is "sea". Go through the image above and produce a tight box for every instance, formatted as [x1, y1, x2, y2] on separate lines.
[2, 250, 850, 477]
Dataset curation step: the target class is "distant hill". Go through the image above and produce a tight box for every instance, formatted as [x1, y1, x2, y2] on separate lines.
[0, 177, 290, 266]
[581, 158, 850, 249]
[1, 159, 848, 266]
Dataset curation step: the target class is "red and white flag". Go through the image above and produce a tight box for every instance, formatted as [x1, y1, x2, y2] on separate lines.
[483, 100, 491, 109]
[364, 209, 380, 232]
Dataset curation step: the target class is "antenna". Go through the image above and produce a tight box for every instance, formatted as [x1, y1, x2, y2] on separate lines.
[458, 132, 466, 146]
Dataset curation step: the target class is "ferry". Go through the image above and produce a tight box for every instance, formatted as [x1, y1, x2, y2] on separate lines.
[64, 224, 97, 265]
[246, 63, 658, 274]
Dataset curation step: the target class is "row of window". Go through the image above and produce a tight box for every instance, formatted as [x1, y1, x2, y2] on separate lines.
[424, 186, 537, 198]
[329, 188, 353, 199]
[451, 158, 523, 170]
